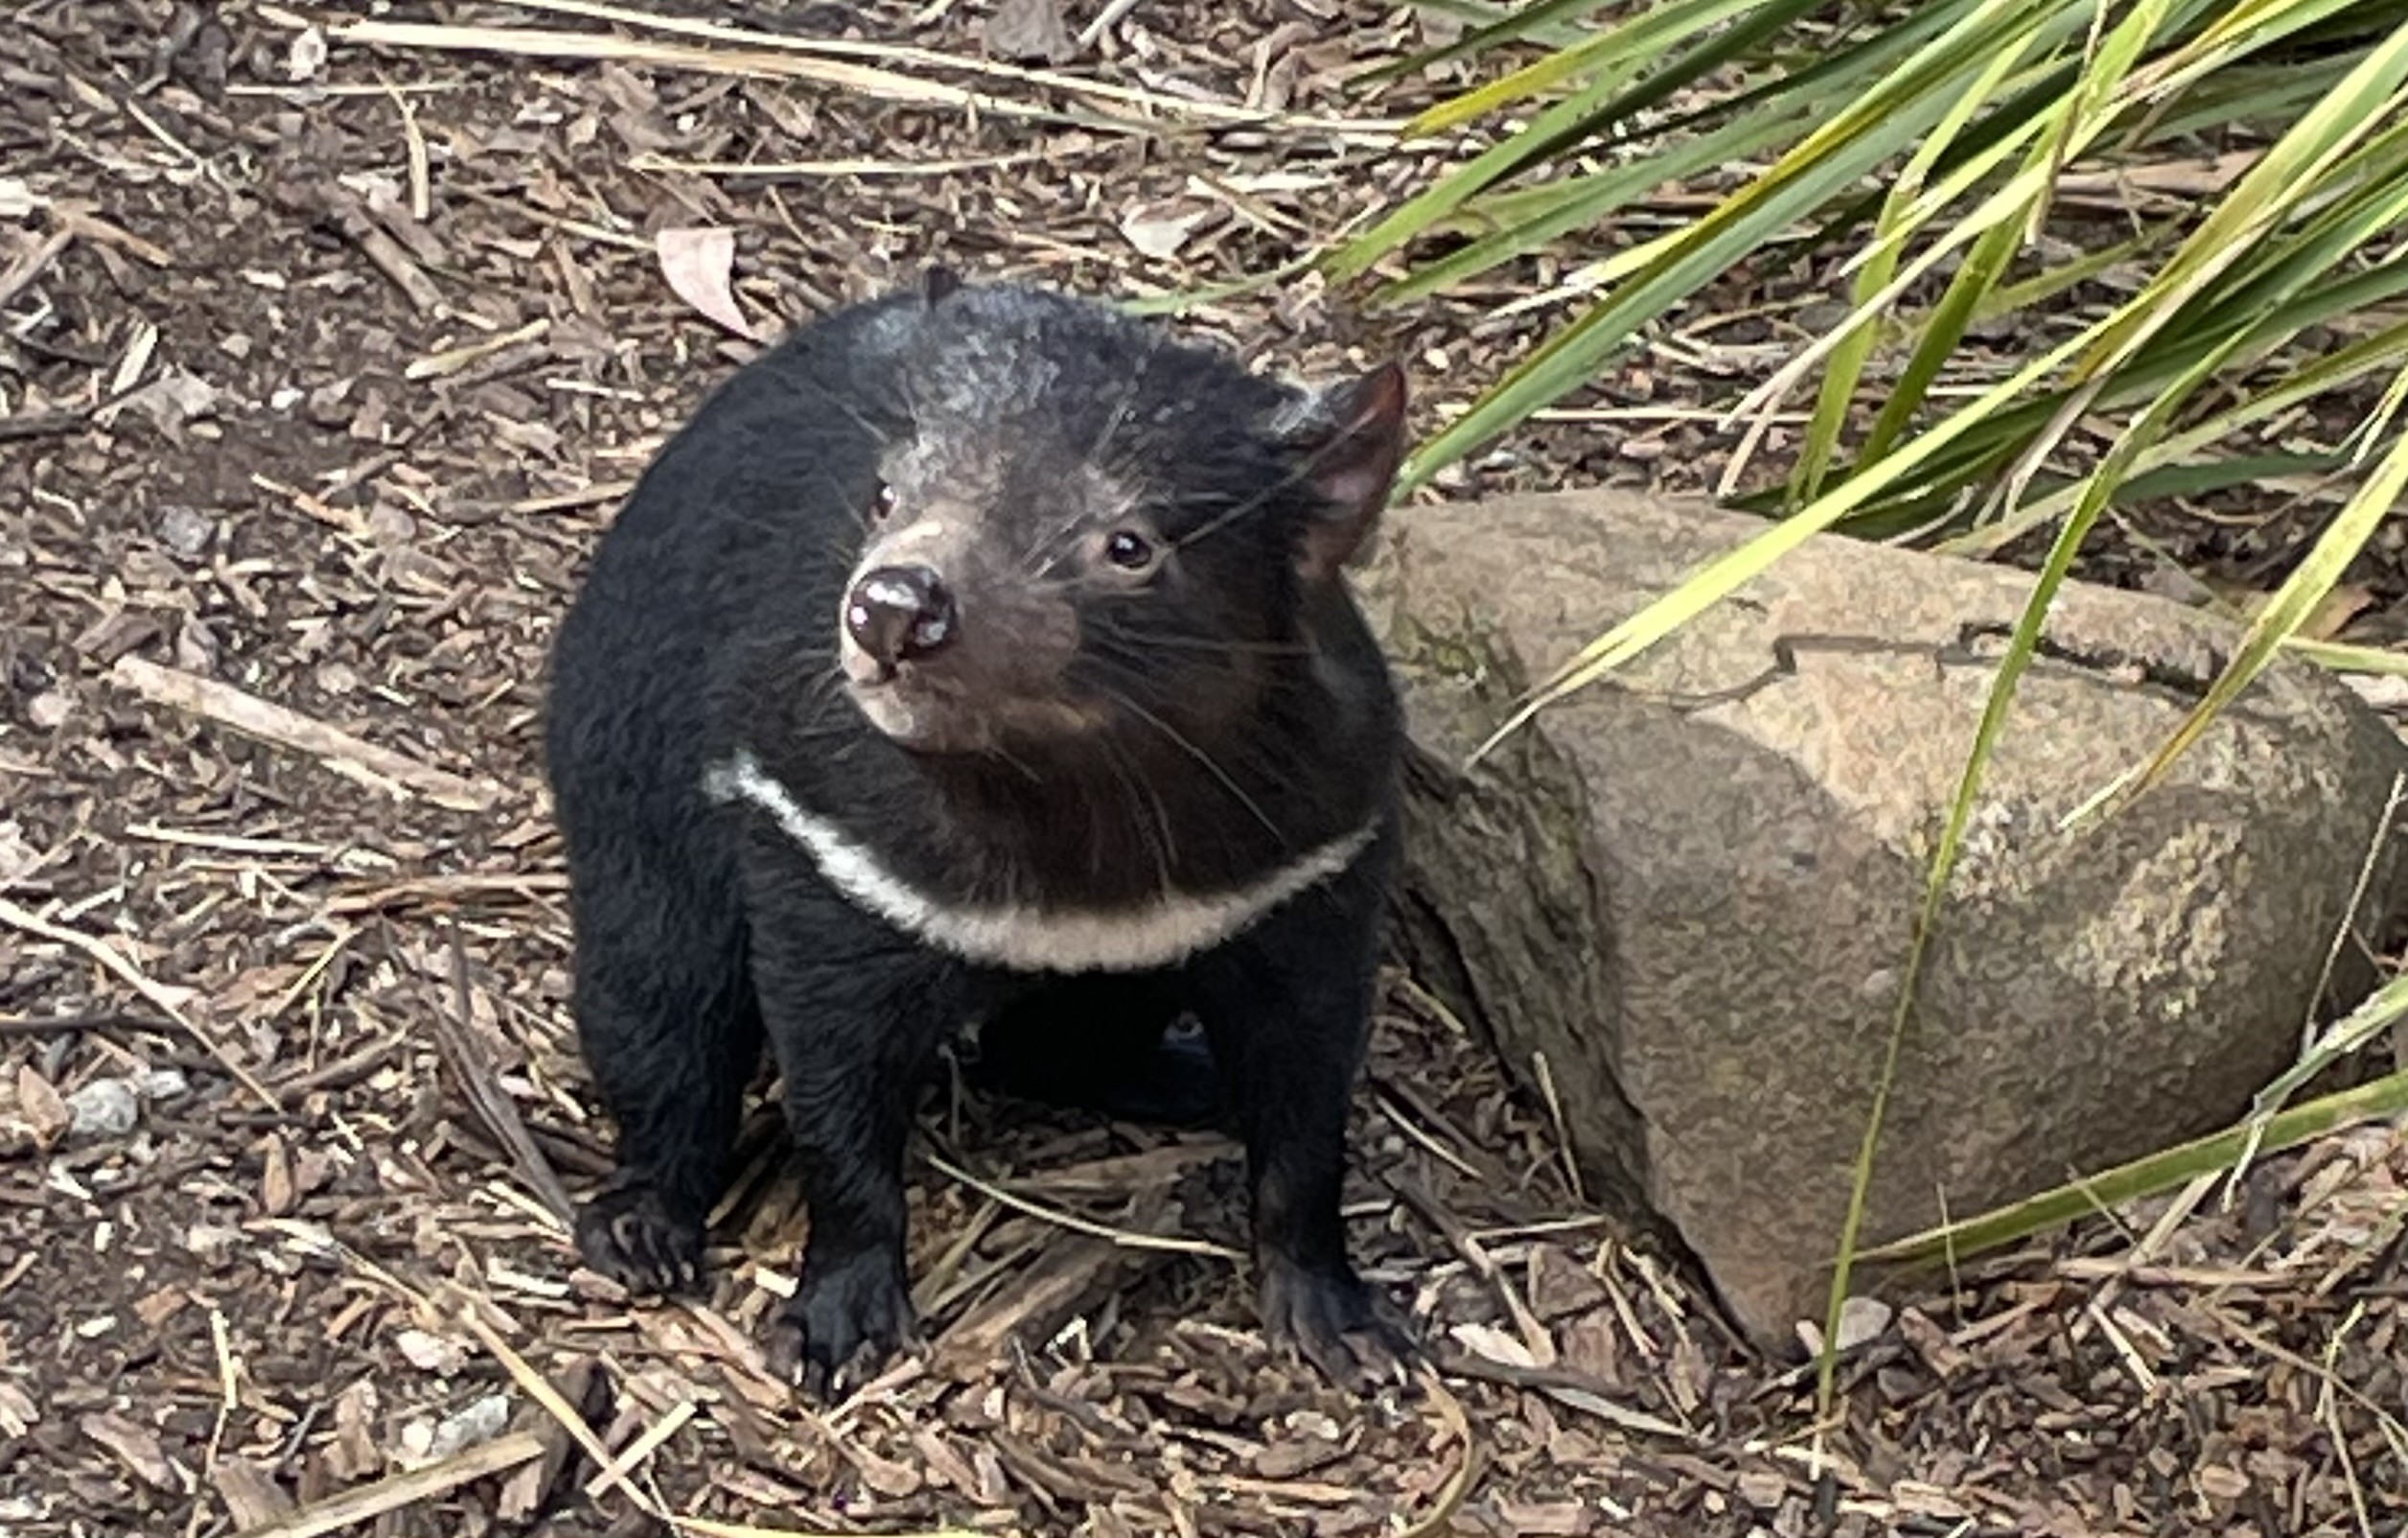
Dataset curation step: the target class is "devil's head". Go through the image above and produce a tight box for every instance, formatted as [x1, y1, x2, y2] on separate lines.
[832, 273, 1407, 767]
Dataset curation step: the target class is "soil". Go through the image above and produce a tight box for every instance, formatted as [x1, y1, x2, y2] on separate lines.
[4, 3, 2405, 1537]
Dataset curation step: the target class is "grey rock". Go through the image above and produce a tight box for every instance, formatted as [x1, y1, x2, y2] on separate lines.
[1356, 488, 2408, 1350]
[155, 504, 214, 558]
[135, 1068, 190, 1104]
[64, 1079, 141, 1139]
[422, 1392, 511, 1458]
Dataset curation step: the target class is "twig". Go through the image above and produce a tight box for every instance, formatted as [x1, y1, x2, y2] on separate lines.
[489, 0, 1412, 136]
[935, 1230, 1155, 1372]
[1390, 1173, 1553, 1364]
[1431, 1348, 1698, 1441]
[1528, 1048, 1587, 1205]
[274, 1029, 410, 1101]
[578, 1397, 697, 1502]
[441, 1291, 661, 1518]
[327, 873, 566, 917]
[107, 654, 496, 812]
[0, 1011, 176, 1038]
[921, 1149, 1243, 1260]
[497, 1358, 609, 1525]
[1395, 1372, 1486, 1538]
[1077, 0, 1143, 49]
[0, 897, 278, 1110]
[2304, 767, 2404, 1050]
[432, 926, 576, 1226]
[0, 227, 72, 309]
[194, 1308, 239, 1538]
[229, 1431, 547, 1538]
[338, 19, 1071, 128]
[510, 479, 635, 515]
[296, 180, 447, 314]
[0, 408, 93, 444]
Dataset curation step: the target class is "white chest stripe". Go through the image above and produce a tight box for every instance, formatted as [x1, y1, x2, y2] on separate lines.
[701, 750, 1377, 974]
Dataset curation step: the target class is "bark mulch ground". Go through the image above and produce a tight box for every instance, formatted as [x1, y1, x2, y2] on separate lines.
[4, 4, 2404, 1535]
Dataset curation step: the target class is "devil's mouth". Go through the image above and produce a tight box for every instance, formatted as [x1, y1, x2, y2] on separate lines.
[845, 665, 1117, 757]
[841, 665, 999, 757]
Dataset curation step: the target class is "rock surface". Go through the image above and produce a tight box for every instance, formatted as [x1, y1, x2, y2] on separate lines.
[1357, 488, 2408, 1351]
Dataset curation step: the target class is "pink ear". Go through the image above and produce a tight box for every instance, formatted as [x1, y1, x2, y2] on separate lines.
[1288, 362, 1408, 583]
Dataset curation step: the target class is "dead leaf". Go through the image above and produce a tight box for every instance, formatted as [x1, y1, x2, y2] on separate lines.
[92, 369, 220, 437]
[326, 1380, 382, 1480]
[0, 820, 35, 885]
[1118, 202, 1210, 261]
[2303, 582, 2376, 642]
[1447, 1320, 1540, 1368]
[81, 1410, 177, 1489]
[654, 226, 759, 341]
[0, 1381, 38, 1436]
[910, 1428, 984, 1498]
[259, 1130, 295, 1217]
[211, 1459, 295, 1527]
[1525, 1244, 1609, 1321]
[133, 1286, 191, 1331]
[286, 25, 328, 82]
[16, 1064, 70, 1148]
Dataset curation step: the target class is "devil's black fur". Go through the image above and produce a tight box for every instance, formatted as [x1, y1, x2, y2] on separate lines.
[542, 271, 1413, 1396]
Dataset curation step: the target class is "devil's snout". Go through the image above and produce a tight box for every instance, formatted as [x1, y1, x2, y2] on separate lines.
[845, 565, 957, 668]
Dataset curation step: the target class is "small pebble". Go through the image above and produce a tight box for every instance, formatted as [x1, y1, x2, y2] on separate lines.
[423, 1392, 511, 1458]
[65, 1079, 141, 1138]
[155, 504, 214, 557]
[183, 1223, 244, 1266]
[136, 1067, 191, 1104]
[393, 1328, 470, 1376]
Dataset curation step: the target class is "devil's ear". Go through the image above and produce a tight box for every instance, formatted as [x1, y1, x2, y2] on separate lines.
[1272, 362, 1408, 583]
[920, 265, 963, 306]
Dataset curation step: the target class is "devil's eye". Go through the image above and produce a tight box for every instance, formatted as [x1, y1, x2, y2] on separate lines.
[1104, 530, 1155, 570]
[868, 481, 898, 522]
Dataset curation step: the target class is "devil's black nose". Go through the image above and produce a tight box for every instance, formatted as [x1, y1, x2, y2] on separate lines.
[845, 565, 957, 667]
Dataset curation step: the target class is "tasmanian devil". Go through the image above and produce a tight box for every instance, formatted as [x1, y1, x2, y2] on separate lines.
[541, 268, 1413, 1397]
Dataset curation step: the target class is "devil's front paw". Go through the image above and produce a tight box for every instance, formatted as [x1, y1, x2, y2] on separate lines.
[574, 1178, 706, 1296]
[765, 1248, 918, 1401]
[1258, 1257, 1417, 1394]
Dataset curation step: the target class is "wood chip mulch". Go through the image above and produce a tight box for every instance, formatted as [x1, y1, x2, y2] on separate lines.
[4, 3, 2404, 1535]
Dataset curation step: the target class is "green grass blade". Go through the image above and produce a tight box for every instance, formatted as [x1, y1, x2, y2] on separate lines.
[1462, 317, 2102, 765]
[2065, 366, 2408, 823]
[1794, 26, 2049, 499]
[1566, 0, 1851, 128]
[2251, 967, 2408, 1123]
[2285, 638, 2408, 674]
[1844, 0, 2188, 469]
[1404, 26, 1638, 137]
[1403, 0, 1814, 134]
[1401, 0, 2091, 489]
[1809, 309, 2274, 1420]
[1868, 261, 2408, 556]
[1855, 1067, 2408, 1269]
[1360, 0, 1625, 85]
[1320, 63, 1641, 283]
[1972, 227, 2163, 318]
[1366, 106, 1808, 307]
[1397, 93, 1953, 492]
[2074, 22, 2408, 379]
